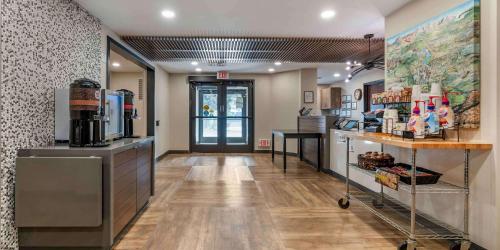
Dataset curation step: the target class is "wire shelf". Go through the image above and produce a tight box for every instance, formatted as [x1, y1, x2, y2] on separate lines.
[350, 191, 464, 240]
[348, 164, 465, 194]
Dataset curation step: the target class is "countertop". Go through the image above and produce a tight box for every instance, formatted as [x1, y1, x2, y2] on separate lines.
[19, 136, 154, 155]
[333, 129, 492, 150]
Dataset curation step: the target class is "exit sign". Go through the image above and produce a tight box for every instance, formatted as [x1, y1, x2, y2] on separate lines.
[217, 71, 229, 79]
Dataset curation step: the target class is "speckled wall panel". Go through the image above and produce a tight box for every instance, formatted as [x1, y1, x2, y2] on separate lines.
[0, 0, 102, 247]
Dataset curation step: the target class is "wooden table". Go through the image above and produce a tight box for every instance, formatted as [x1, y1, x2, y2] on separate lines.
[272, 129, 323, 173]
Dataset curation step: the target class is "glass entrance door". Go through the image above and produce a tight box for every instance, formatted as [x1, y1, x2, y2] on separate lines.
[190, 80, 254, 152]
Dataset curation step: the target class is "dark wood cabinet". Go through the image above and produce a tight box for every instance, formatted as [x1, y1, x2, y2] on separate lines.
[320, 87, 341, 110]
[136, 141, 152, 211]
[112, 141, 153, 238]
[298, 116, 338, 169]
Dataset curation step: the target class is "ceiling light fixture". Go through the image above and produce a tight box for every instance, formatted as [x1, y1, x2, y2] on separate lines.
[268, 68, 275, 72]
[195, 68, 202, 72]
[191, 61, 198, 66]
[345, 34, 384, 82]
[274, 61, 282, 66]
[112, 62, 120, 67]
[320, 10, 336, 19]
[161, 9, 176, 19]
[333, 73, 341, 77]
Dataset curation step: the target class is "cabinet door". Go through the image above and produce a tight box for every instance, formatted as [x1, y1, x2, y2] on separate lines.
[136, 141, 152, 211]
[113, 148, 137, 238]
[320, 88, 331, 110]
[331, 88, 342, 109]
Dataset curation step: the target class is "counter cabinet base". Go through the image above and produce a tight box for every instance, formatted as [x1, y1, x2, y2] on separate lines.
[16, 137, 154, 249]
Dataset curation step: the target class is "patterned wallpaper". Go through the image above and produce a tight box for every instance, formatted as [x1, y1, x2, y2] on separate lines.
[0, 0, 102, 247]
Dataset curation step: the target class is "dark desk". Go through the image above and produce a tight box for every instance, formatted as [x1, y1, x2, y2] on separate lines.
[271, 129, 322, 173]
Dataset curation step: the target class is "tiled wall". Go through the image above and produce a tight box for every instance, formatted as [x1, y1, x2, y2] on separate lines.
[0, 0, 102, 247]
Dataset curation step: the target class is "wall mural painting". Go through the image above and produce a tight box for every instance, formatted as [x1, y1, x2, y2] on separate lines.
[386, 0, 480, 128]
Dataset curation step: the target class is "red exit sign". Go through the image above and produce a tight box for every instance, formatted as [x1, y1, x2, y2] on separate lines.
[217, 71, 229, 79]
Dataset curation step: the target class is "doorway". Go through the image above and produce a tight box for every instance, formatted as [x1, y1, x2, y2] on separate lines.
[189, 76, 254, 153]
[106, 36, 155, 137]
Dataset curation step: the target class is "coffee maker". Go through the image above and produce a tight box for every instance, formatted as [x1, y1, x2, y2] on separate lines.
[69, 78, 108, 147]
[117, 89, 138, 138]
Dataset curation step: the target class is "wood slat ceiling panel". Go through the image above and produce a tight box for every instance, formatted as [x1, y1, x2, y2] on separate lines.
[121, 36, 384, 63]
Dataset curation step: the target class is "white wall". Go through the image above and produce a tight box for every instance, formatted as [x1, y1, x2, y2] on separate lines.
[166, 71, 302, 153]
[167, 74, 190, 151]
[300, 68, 320, 113]
[270, 71, 301, 153]
[320, 70, 384, 120]
[155, 68, 170, 158]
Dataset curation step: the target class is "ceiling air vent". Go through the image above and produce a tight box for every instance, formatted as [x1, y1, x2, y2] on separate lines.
[138, 79, 144, 100]
[208, 60, 227, 67]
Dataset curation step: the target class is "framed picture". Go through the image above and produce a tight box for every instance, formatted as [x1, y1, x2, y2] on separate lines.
[304, 91, 314, 103]
[342, 95, 352, 102]
[352, 102, 357, 110]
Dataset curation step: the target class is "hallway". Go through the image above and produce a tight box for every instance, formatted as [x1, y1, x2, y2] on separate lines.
[113, 154, 448, 250]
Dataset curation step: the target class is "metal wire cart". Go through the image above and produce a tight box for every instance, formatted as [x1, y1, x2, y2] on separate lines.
[335, 131, 492, 250]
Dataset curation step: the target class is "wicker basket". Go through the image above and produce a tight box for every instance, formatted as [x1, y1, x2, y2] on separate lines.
[357, 152, 395, 171]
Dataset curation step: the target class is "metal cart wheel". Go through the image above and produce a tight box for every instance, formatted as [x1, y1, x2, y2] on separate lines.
[398, 241, 416, 250]
[338, 198, 350, 209]
[449, 241, 470, 250]
[372, 198, 384, 209]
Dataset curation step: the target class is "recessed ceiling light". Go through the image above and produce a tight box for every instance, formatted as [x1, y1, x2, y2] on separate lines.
[345, 66, 351, 71]
[161, 9, 176, 19]
[333, 73, 341, 77]
[112, 62, 120, 67]
[268, 68, 275, 72]
[345, 79, 350, 83]
[191, 61, 198, 66]
[195, 68, 202, 72]
[320, 10, 336, 19]
[274, 61, 282, 66]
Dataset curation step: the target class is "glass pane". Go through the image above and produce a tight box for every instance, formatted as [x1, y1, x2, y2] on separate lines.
[226, 118, 248, 145]
[196, 85, 218, 117]
[226, 86, 248, 117]
[195, 118, 218, 145]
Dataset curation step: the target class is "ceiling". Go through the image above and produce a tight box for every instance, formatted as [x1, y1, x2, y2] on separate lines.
[77, 0, 410, 38]
[109, 50, 144, 73]
[78, 0, 411, 74]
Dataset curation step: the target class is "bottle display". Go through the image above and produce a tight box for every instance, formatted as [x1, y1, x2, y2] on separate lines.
[424, 96, 440, 135]
[438, 92, 455, 129]
[407, 100, 425, 138]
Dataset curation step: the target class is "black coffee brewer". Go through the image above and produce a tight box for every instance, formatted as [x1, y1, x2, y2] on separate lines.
[69, 78, 108, 147]
[117, 89, 138, 138]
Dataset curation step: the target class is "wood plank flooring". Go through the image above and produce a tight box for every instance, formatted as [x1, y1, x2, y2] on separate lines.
[113, 153, 449, 250]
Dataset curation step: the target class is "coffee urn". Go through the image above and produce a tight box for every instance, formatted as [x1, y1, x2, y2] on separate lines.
[117, 89, 137, 138]
[69, 78, 108, 147]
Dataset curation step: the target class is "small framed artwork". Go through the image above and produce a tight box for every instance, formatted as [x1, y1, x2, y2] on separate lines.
[352, 102, 357, 110]
[342, 95, 352, 102]
[304, 91, 314, 103]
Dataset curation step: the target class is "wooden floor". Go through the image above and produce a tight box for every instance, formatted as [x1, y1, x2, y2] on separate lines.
[113, 153, 449, 250]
